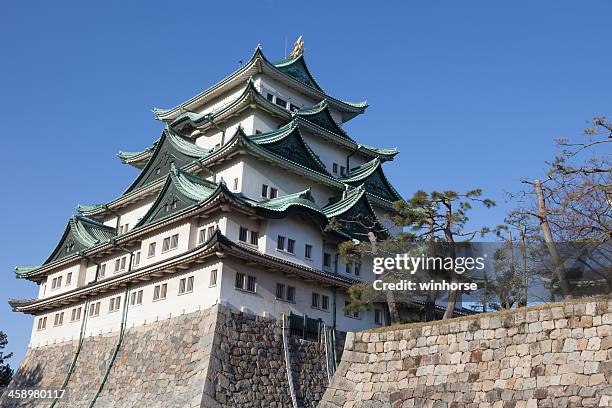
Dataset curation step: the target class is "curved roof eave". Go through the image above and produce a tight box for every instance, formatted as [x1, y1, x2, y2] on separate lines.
[153, 45, 367, 123]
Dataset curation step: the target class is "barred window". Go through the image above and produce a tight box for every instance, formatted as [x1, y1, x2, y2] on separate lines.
[276, 283, 285, 299]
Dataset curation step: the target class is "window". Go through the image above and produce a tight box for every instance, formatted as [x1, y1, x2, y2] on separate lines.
[210, 269, 218, 287]
[287, 239, 295, 254]
[119, 223, 129, 234]
[239, 227, 248, 242]
[276, 283, 285, 300]
[54, 312, 64, 327]
[198, 229, 206, 244]
[179, 276, 194, 294]
[51, 276, 62, 290]
[340, 166, 346, 176]
[66, 272, 72, 286]
[235, 272, 245, 290]
[266, 92, 274, 102]
[235, 273, 256, 293]
[37, 317, 47, 331]
[249, 231, 258, 246]
[109, 296, 121, 312]
[170, 234, 179, 249]
[153, 284, 167, 301]
[247, 275, 257, 292]
[162, 234, 179, 252]
[304, 244, 312, 259]
[270, 188, 278, 199]
[115, 256, 126, 272]
[207, 226, 215, 239]
[89, 302, 100, 317]
[345, 263, 351, 274]
[311, 292, 320, 309]
[148, 242, 156, 257]
[277, 236, 285, 251]
[275, 97, 287, 108]
[133, 251, 141, 268]
[71, 307, 81, 322]
[375, 309, 383, 325]
[99, 264, 106, 279]
[354, 263, 361, 276]
[290, 104, 299, 112]
[261, 184, 269, 198]
[233, 178, 239, 191]
[332, 163, 338, 174]
[322, 295, 329, 310]
[130, 290, 143, 306]
[344, 301, 361, 319]
[323, 253, 331, 268]
[287, 286, 296, 303]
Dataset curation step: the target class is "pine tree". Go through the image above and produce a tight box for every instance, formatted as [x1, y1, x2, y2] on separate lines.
[0, 331, 13, 394]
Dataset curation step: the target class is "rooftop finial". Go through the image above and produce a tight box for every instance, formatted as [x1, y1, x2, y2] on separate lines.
[289, 36, 304, 58]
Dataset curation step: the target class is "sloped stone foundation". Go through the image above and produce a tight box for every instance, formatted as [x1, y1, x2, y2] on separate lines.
[319, 297, 612, 408]
[1, 304, 335, 408]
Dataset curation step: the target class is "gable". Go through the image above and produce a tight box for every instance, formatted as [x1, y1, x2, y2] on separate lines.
[136, 181, 199, 227]
[274, 56, 323, 92]
[261, 131, 328, 174]
[44, 226, 86, 265]
[358, 168, 400, 202]
[124, 134, 201, 194]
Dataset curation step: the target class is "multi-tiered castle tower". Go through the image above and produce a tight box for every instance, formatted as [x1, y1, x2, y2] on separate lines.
[10, 42, 402, 351]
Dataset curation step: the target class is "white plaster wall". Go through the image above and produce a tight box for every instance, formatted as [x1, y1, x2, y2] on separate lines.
[251, 109, 283, 135]
[258, 77, 316, 113]
[262, 216, 323, 269]
[29, 261, 222, 348]
[218, 258, 380, 333]
[138, 222, 192, 268]
[240, 156, 339, 207]
[102, 196, 156, 231]
[41, 262, 82, 299]
[195, 112, 256, 151]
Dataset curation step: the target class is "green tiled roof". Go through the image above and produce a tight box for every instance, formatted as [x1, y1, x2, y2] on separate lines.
[322, 186, 367, 218]
[122, 128, 211, 194]
[169, 77, 289, 130]
[322, 185, 389, 240]
[248, 123, 330, 176]
[134, 168, 221, 228]
[75, 203, 105, 213]
[255, 188, 322, 214]
[293, 100, 353, 141]
[153, 45, 367, 123]
[14, 266, 40, 276]
[40, 216, 117, 267]
[341, 158, 403, 202]
[357, 144, 399, 161]
[273, 53, 324, 92]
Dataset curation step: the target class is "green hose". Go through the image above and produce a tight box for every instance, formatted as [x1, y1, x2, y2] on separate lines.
[49, 298, 90, 408]
[88, 284, 131, 407]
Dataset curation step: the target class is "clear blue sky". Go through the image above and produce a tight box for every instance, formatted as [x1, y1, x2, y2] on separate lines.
[1, 1, 610, 366]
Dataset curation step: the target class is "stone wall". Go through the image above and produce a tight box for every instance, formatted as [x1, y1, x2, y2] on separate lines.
[0, 304, 335, 408]
[288, 338, 329, 407]
[320, 297, 612, 408]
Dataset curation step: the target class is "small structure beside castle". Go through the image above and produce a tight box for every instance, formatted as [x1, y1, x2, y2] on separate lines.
[3, 40, 406, 407]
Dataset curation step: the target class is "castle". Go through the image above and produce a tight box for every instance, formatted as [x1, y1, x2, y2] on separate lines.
[9, 41, 402, 355]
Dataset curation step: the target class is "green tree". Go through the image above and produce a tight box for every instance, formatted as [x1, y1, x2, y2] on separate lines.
[0, 331, 13, 394]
